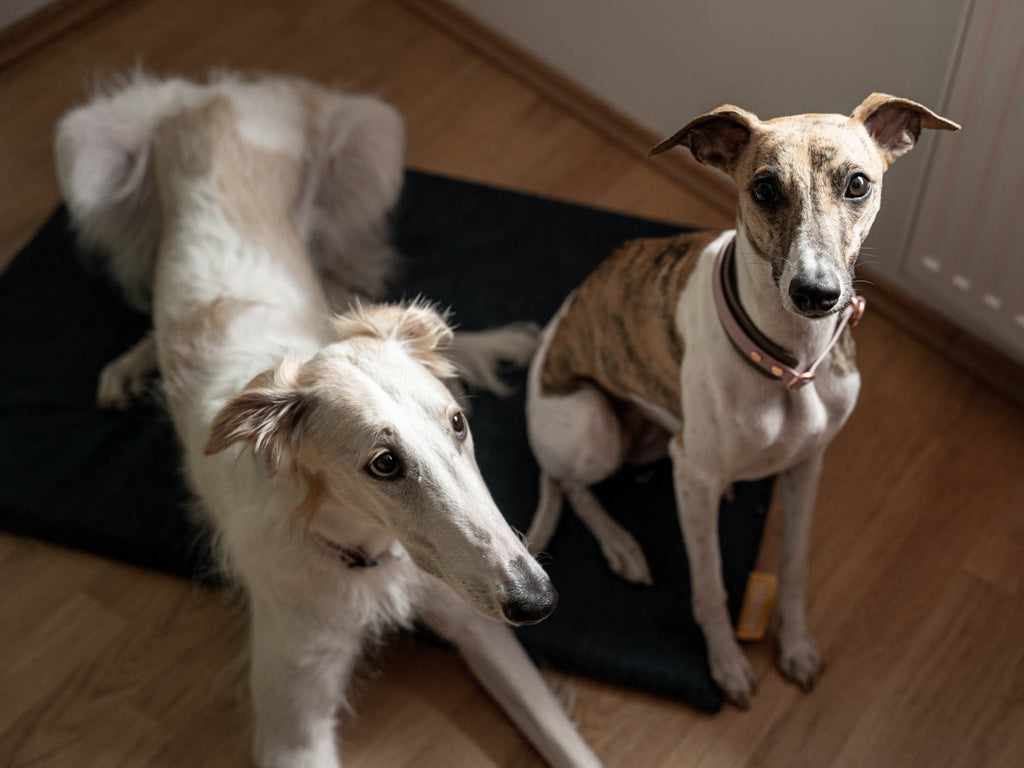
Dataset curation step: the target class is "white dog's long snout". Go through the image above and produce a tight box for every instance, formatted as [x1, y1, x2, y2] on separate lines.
[498, 555, 558, 625]
[395, 485, 557, 625]
[259, 304, 557, 628]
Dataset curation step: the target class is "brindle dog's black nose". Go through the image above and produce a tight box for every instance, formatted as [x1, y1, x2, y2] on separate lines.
[500, 557, 558, 625]
[789, 275, 841, 313]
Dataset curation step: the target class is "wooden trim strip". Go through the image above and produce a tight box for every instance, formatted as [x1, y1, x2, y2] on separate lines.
[0, 0, 127, 72]
[398, 0, 738, 220]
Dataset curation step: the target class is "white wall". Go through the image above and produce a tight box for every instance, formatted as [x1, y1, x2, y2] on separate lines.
[449, 0, 967, 282]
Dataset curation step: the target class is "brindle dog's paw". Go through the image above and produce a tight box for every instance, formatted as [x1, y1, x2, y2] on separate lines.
[709, 642, 757, 708]
[777, 629, 823, 691]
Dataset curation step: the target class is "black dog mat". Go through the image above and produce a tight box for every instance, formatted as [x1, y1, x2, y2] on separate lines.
[0, 171, 771, 712]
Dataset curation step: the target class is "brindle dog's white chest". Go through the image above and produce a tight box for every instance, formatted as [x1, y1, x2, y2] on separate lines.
[717, 366, 860, 481]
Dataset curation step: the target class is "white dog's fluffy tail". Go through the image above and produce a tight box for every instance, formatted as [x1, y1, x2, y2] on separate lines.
[54, 72, 406, 312]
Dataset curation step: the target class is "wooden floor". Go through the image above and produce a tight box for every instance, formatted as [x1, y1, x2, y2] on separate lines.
[1, 1, 1023, 766]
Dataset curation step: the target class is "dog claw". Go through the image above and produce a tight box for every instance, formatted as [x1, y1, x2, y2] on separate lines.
[777, 630, 823, 692]
[600, 533, 653, 586]
[97, 367, 146, 410]
[709, 643, 757, 707]
[96, 339, 156, 410]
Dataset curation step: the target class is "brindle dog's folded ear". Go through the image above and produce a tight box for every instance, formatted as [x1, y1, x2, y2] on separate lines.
[851, 93, 961, 165]
[649, 104, 760, 174]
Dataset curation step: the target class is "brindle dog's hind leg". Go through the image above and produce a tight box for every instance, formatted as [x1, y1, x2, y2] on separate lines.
[526, 373, 652, 585]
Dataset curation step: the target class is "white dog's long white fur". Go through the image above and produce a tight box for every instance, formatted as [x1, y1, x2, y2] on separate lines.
[56, 73, 601, 768]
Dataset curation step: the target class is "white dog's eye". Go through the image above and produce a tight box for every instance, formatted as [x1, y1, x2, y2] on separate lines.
[451, 411, 467, 441]
[367, 450, 403, 480]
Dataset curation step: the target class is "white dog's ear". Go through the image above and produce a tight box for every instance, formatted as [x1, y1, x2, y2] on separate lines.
[851, 93, 960, 164]
[649, 104, 759, 174]
[204, 357, 309, 467]
[333, 302, 457, 378]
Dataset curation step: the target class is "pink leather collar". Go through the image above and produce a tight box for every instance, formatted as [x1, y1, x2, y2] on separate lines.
[712, 234, 865, 390]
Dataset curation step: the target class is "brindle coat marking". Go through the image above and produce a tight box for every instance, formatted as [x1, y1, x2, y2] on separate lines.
[733, 113, 885, 292]
[540, 225, 857, 414]
[540, 231, 716, 421]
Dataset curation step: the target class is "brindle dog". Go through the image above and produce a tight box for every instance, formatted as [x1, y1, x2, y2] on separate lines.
[525, 94, 959, 707]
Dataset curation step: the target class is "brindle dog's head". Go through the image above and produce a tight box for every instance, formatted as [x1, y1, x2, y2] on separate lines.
[652, 94, 959, 318]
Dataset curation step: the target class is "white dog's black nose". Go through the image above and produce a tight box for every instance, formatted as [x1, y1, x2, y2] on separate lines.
[501, 584, 558, 625]
[500, 557, 558, 625]
[789, 275, 841, 313]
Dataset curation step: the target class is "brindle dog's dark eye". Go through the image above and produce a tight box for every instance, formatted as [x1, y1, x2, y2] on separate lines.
[367, 450, 403, 480]
[451, 410, 467, 441]
[751, 178, 780, 204]
[845, 173, 870, 199]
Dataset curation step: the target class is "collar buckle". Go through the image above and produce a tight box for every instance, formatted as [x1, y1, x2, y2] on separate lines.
[849, 294, 867, 328]
[785, 371, 816, 390]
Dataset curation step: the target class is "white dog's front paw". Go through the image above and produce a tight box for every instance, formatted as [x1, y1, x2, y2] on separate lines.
[96, 355, 148, 410]
[599, 529, 653, 586]
[96, 336, 157, 410]
[709, 640, 757, 708]
[777, 628, 823, 691]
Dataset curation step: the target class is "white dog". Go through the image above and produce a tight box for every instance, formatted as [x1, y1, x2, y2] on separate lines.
[55, 73, 602, 768]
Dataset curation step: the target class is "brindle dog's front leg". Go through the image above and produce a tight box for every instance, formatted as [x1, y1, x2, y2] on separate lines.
[776, 448, 826, 690]
[669, 433, 757, 708]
